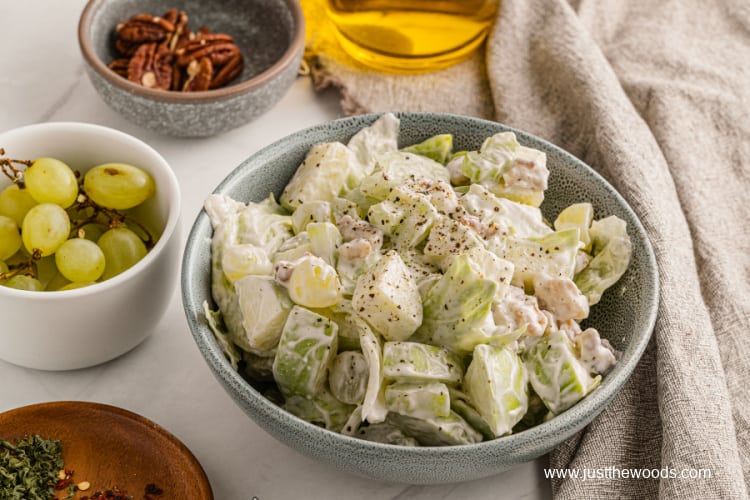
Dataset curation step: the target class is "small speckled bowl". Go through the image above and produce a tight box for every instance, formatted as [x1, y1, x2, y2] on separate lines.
[181, 113, 659, 484]
[78, 0, 304, 138]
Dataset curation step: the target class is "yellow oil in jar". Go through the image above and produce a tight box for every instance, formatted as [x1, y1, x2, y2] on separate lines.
[324, 0, 499, 73]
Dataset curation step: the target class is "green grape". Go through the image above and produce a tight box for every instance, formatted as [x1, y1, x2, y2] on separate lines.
[44, 270, 70, 292]
[3, 275, 43, 291]
[55, 238, 106, 282]
[0, 184, 37, 226]
[21, 203, 71, 257]
[59, 281, 96, 291]
[24, 157, 79, 208]
[33, 254, 59, 289]
[0, 215, 22, 260]
[84, 163, 155, 210]
[97, 227, 148, 280]
[0, 260, 8, 274]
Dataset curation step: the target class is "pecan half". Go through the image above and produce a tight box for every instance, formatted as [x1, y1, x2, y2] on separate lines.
[171, 64, 184, 91]
[127, 43, 172, 90]
[182, 33, 235, 50]
[183, 57, 213, 91]
[161, 8, 179, 25]
[176, 42, 239, 67]
[210, 53, 243, 89]
[116, 14, 174, 44]
[114, 39, 141, 57]
[128, 43, 155, 85]
[108, 58, 131, 78]
[151, 43, 174, 90]
[165, 9, 190, 53]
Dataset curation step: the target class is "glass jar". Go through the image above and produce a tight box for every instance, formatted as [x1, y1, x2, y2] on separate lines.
[323, 0, 499, 73]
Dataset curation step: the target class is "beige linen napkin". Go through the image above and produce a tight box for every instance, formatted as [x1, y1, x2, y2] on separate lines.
[304, 0, 750, 498]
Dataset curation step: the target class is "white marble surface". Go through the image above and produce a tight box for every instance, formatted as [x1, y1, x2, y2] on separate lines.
[0, 2, 551, 498]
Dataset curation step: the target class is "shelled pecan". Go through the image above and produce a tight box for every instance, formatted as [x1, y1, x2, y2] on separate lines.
[107, 9, 244, 92]
[116, 14, 174, 43]
[175, 34, 238, 66]
[211, 53, 244, 89]
[128, 42, 173, 90]
[183, 57, 214, 91]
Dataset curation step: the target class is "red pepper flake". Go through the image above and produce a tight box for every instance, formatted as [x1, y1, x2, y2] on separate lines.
[80, 487, 133, 500]
[54, 468, 76, 490]
[52, 467, 161, 500]
[79, 483, 163, 500]
[144, 482, 164, 499]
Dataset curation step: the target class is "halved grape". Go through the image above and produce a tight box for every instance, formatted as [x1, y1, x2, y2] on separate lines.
[83, 163, 155, 210]
[24, 157, 79, 208]
[55, 238, 106, 282]
[21, 203, 71, 257]
[97, 227, 147, 280]
[0, 215, 22, 260]
[2, 275, 43, 291]
[0, 184, 37, 226]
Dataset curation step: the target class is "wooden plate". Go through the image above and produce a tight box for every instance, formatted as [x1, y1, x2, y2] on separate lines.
[0, 401, 213, 499]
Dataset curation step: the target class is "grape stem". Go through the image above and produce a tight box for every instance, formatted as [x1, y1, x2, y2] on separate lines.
[0, 148, 32, 187]
[70, 192, 155, 249]
[0, 261, 35, 281]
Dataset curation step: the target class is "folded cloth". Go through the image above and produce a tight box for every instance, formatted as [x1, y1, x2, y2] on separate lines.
[304, 0, 750, 498]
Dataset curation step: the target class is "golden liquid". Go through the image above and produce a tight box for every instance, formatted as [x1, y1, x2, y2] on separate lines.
[325, 0, 499, 73]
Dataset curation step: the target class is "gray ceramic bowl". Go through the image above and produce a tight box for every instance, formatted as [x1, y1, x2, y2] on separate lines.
[78, 0, 304, 138]
[181, 113, 658, 484]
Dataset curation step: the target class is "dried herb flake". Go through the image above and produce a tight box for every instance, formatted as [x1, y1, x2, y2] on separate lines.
[0, 434, 64, 500]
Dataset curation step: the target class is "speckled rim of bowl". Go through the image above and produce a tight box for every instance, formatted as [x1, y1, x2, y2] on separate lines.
[181, 112, 659, 477]
[0, 121, 181, 299]
[77, 0, 305, 103]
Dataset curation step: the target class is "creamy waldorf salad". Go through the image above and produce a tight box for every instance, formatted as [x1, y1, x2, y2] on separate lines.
[203, 114, 632, 445]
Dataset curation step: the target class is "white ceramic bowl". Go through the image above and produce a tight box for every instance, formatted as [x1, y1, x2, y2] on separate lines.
[0, 122, 181, 370]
